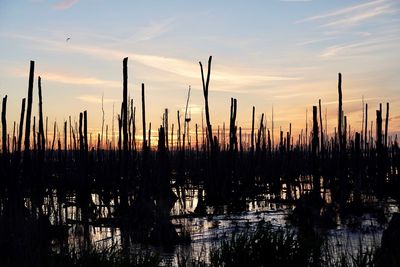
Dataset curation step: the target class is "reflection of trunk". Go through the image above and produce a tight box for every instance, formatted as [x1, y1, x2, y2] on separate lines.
[150, 126, 179, 246]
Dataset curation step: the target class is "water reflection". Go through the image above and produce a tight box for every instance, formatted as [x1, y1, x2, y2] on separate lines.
[45, 178, 398, 266]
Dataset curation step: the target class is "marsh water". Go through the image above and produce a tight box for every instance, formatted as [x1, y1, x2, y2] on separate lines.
[58, 181, 398, 266]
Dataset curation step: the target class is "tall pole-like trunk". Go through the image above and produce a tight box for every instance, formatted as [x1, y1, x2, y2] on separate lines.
[229, 98, 237, 153]
[384, 102, 389, 148]
[319, 99, 324, 156]
[199, 56, 214, 150]
[38, 77, 45, 158]
[141, 83, 146, 150]
[122, 58, 128, 156]
[17, 98, 26, 153]
[24, 61, 35, 157]
[2, 96, 7, 155]
[251, 106, 255, 154]
[364, 103, 368, 150]
[312, 106, 319, 192]
[338, 73, 343, 152]
[165, 108, 169, 150]
[376, 110, 382, 151]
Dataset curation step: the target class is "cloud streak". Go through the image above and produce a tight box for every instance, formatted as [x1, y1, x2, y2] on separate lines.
[297, 0, 397, 27]
[53, 0, 80, 10]
[9, 67, 121, 88]
[4, 33, 302, 93]
[319, 34, 400, 58]
[76, 95, 119, 104]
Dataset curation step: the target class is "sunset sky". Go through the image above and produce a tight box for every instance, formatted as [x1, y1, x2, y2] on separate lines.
[1, 0, 399, 142]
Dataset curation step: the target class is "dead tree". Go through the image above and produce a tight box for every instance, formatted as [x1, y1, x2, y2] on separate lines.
[24, 61, 35, 158]
[385, 102, 389, 148]
[141, 83, 147, 150]
[229, 98, 237, 153]
[312, 106, 319, 193]
[376, 109, 383, 151]
[319, 99, 324, 157]
[364, 103, 368, 150]
[251, 106, 255, 154]
[199, 56, 214, 151]
[122, 58, 128, 156]
[165, 108, 168, 150]
[177, 110, 181, 150]
[2, 96, 7, 155]
[17, 98, 26, 153]
[338, 73, 343, 152]
[38, 77, 45, 156]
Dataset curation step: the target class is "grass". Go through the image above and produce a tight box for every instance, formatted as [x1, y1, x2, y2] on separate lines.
[0, 242, 161, 267]
[178, 220, 397, 267]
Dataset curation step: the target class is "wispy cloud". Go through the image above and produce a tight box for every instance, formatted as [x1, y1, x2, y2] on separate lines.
[322, 4, 395, 28]
[76, 95, 119, 104]
[297, 0, 397, 27]
[9, 67, 121, 88]
[135, 17, 175, 41]
[322, 97, 379, 106]
[319, 34, 400, 58]
[53, 0, 79, 10]
[4, 33, 302, 93]
[297, 37, 335, 46]
[281, 0, 312, 2]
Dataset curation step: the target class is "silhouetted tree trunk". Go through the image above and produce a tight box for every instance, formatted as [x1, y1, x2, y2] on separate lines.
[2, 96, 7, 156]
[24, 61, 35, 160]
[319, 99, 324, 157]
[338, 73, 343, 152]
[38, 77, 45, 154]
[122, 58, 128, 157]
[199, 56, 214, 151]
[141, 83, 146, 150]
[17, 99, 26, 153]
[312, 106, 319, 193]
[385, 102, 389, 148]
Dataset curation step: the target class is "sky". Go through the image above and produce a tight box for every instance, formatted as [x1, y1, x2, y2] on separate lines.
[0, 0, 399, 143]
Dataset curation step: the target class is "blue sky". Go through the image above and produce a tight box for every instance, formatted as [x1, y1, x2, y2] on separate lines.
[0, 0, 399, 141]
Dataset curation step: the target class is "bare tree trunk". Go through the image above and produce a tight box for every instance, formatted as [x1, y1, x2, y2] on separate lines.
[319, 99, 324, 157]
[24, 61, 35, 157]
[2, 96, 7, 155]
[141, 83, 147, 150]
[17, 98, 26, 153]
[385, 102, 389, 148]
[312, 106, 319, 193]
[122, 58, 128, 156]
[165, 108, 168, 150]
[251, 106, 255, 154]
[38, 77, 45, 153]
[364, 103, 368, 150]
[338, 73, 343, 152]
[199, 56, 214, 150]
